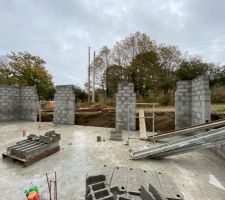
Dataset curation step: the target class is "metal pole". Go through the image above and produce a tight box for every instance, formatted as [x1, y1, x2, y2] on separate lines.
[55, 172, 57, 200]
[127, 104, 130, 144]
[46, 173, 52, 200]
[92, 51, 96, 103]
[88, 47, 91, 104]
[38, 101, 41, 131]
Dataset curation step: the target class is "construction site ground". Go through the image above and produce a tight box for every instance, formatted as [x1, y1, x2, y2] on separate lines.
[0, 122, 225, 200]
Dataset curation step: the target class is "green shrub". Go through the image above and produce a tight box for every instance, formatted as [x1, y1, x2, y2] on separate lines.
[211, 87, 225, 104]
[142, 94, 174, 106]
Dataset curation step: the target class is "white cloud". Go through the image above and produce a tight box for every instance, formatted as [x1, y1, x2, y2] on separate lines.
[0, 0, 225, 86]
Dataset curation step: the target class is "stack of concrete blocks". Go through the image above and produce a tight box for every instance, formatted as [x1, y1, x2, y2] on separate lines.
[0, 85, 38, 122]
[110, 119, 123, 141]
[6, 130, 60, 160]
[53, 85, 75, 125]
[116, 83, 136, 131]
[20, 87, 38, 121]
[175, 75, 211, 130]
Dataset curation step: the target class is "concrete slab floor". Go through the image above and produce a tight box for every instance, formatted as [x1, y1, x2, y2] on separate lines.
[0, 122, 225, 200]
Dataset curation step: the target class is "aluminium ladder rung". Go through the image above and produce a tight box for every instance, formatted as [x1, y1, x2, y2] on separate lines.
[132, 126, 225, 159]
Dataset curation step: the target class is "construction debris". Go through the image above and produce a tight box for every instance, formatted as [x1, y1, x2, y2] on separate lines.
[132, 126, 225, 159]
[110, 119, 123, 141]
[97, 136, 102, 142]
[2, 130, 60, 166]
[86, 165, 183, 200]
[24, 185, 40, 200]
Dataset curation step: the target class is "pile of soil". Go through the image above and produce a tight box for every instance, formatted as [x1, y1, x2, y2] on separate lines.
[39, 111, 175, 132]
[38, 111, 225, 133]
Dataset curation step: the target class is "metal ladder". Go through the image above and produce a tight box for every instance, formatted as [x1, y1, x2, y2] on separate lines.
[132, 126, 225, 159]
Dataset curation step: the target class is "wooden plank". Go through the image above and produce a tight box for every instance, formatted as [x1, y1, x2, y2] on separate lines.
[149, 118, 225, 141]
[139, 110, 147, 140]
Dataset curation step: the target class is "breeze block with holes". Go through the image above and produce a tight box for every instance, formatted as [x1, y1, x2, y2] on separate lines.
[86, 165, 184, 200]
[2, 130, 60, 166]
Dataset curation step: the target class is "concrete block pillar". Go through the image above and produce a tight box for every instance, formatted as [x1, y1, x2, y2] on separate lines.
[175, 81, 192, 129]
[175, 75, 211, 130]
[116, 83, 136, 131]
[191, 75, 211, 126]
[53, 85, 75, 125]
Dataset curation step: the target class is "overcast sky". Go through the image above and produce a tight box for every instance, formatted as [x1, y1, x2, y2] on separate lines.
[0, 0, 225, 87]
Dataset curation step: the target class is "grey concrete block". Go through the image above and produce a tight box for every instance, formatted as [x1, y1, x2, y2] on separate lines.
[116, 83, 136, 131]
[175, 75, 211, 130]
[53, 85, 75, 125]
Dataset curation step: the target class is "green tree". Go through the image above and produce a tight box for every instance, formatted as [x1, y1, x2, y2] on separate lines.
[176, 57, 209, 81]
[5, 52, 55, 100]
[0, 56, 14, 84]
[74, 85, 88, 102]
[128, 51, 162, 96]
[158, 45, 182, 94]
[105, 65, 125, 97]
[93, 46, 112, 95]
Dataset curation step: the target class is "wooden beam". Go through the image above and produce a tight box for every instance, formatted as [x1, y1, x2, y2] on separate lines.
[139, 109, 147, 140]
[149, 118, 225, 141]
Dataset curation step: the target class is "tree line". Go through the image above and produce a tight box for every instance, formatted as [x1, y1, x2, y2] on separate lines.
[1, 32, 225, 103]
[0, 52, 88, 101]
[91, 32, 225, 98]
[0, 52, 55, 100]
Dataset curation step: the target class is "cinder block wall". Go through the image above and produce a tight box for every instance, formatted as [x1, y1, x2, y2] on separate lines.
[175, 81, 192, 129]
[20, 87, 38, 121]
[116, 83, 136, 131]
[175, 75, 211, 129]
[175, 76, 225, 159]
[53, 85, 75, 125]
[191, 75, 211, 126]
[0, 85, 21, 121]
[0, 85, 38, 122]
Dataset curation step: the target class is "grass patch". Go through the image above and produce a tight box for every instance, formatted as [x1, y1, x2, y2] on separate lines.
[215, 107, 225, 113]
[75, 112, 103, 116]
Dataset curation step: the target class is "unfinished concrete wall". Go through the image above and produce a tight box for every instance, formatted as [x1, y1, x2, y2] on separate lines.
[175, 81, 192, 129]
[116, 83, 136, 131]
[191, 75, 211, 126]
[175, 76, 225, 159]
[175, 75, 211, 129]
[0, 85, 21, 121]
[20, 86, 38, 121]
[0, 85, 38, 122]
[53, 85, 75, 125]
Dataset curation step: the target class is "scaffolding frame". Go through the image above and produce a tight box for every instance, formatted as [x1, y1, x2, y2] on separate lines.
[125, 103, 158, 145]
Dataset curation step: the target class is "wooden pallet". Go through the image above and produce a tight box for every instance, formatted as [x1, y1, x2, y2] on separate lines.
[2, 146, 60, 167]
